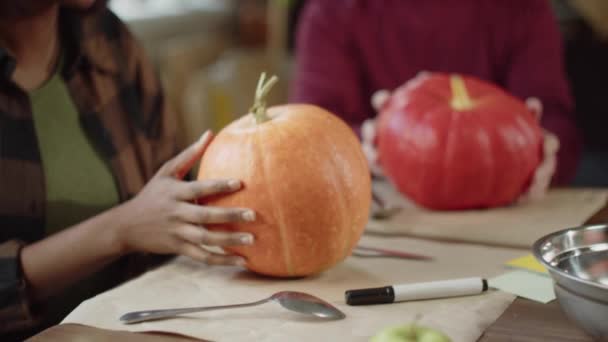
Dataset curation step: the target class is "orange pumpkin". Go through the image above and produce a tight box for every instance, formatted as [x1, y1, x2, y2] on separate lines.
[197, 74, 371, 277]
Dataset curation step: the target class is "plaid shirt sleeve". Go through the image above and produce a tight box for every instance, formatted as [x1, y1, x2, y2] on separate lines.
[0, 240, 38, 334]
[131, 35, 178, 175]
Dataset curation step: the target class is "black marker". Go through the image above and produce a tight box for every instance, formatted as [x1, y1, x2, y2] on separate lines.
[345, 277, 488, 305]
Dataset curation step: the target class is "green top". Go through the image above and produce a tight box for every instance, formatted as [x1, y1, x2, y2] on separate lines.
[30, 68, 120, 235]
[29, 63, 123, 323]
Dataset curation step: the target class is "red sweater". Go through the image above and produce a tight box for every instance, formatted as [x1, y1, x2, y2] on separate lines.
[291, 0, 580, 184]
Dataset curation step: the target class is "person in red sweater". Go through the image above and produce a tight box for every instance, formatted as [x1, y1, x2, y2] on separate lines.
[290, 0, 580, 185]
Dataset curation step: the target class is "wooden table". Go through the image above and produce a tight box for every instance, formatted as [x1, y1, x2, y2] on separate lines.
[479, 204, 608, 342]
[29, 207, 608, 341]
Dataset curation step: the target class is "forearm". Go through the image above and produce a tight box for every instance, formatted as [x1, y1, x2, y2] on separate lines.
[20, 203, 129, 301]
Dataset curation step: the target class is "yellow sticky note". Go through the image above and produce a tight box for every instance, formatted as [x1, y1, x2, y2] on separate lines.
[505, 254, 548, 274]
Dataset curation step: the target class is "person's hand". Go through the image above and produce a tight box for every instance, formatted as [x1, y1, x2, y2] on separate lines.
[518, 98, 559, 202]
[361, 90, 391, 178]
[115, 131, 255, 266]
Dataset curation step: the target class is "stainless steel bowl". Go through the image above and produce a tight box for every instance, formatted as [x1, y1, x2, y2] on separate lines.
[533, 224, 608, 340]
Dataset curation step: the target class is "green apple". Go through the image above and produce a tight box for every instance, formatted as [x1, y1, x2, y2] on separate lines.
[370, 323, 452, 342]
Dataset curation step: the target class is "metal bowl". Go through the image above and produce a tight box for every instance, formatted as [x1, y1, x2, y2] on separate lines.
[533, 224, 608, 340]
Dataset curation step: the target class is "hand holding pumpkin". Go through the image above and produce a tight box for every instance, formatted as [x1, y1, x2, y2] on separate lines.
[364, 72, 559, 208]
[196, 73, 371, 277]
[115, 131, 256, 266]
[518, 98, 560, 202]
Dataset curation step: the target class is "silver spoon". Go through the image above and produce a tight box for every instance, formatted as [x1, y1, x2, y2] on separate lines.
[119, 291, 346, 324]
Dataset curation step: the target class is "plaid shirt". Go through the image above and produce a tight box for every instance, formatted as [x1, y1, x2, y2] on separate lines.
[0, 7, 177, 336]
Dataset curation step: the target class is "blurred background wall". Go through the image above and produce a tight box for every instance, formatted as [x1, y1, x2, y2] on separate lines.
[110, 1, 608, 184]
[110, 0, 293, 149]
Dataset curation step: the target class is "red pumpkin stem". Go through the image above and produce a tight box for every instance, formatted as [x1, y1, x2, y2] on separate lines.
[450, 75, 474, 111]
[251, 72, 279, 124]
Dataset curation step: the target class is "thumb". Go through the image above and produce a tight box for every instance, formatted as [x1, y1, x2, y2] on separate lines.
[525, 97, 543, 121]
[160, 130, 213, 179]
[371, 90, 391, 111]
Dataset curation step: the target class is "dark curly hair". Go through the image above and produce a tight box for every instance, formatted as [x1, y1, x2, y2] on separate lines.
[0, 0, 107, 19]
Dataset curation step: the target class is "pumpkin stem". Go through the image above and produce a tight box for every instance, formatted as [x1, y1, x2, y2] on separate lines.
[250, 72, 279, 124]
[450, 74, 474, 111]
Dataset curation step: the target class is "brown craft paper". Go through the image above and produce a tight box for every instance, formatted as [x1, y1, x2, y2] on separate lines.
[369, 181, 607, 248]
[63, 235, 525, 342]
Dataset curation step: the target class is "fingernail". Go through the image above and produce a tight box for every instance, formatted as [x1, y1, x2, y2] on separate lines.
[197, 130, 211, 145]
[240, 234, 254, 245]
[228, 179, 241, 190]
[241, 210, 256, 221]
[236, 258, 247, 267]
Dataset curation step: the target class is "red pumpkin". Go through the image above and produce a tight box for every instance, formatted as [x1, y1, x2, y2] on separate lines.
[376, 73, 543, 210]
[197, 74, 371, 277]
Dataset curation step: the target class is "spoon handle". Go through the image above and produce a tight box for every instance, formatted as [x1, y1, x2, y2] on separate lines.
[120, 298, 269, 324]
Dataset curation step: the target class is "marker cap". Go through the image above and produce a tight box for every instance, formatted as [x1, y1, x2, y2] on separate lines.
[345, 286, 394, 305]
